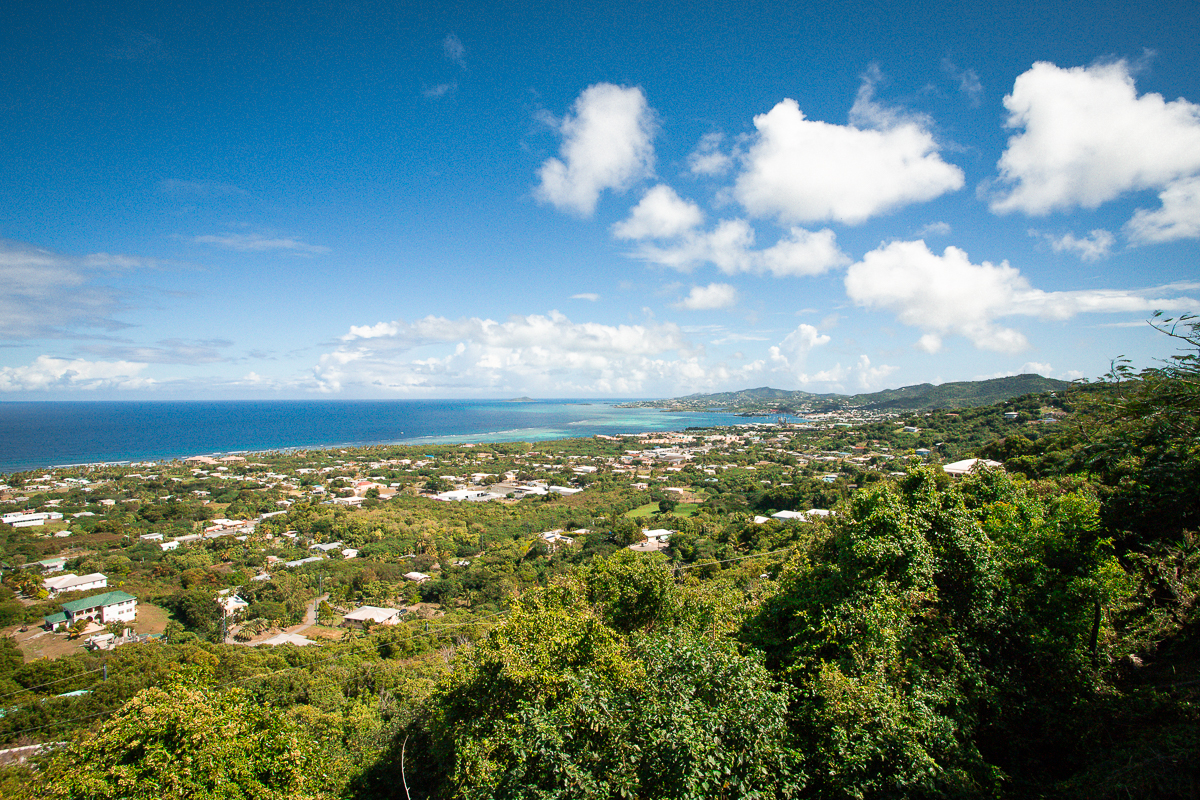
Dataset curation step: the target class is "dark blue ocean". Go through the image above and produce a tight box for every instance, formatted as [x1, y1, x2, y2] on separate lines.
[0, 400, 766, 474]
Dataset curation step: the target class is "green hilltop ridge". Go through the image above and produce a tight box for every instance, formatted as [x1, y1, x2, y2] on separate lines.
[628, 373, 1074, 413]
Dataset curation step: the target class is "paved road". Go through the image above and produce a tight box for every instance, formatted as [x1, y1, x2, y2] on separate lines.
[287, 593, 329, 635]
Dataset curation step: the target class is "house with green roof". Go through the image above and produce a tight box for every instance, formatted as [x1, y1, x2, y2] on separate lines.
[43, 590, 137, 631]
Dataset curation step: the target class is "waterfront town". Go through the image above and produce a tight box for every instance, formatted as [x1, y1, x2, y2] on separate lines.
[0, 394, 1044, 658]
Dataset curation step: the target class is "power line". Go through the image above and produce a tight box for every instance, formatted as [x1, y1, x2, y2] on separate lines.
[1, 610, 512, 739]
[0, 666, 107, 701]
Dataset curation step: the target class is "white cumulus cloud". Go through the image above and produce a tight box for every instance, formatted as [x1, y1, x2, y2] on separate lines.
[0, 356, 153, 392]
[318, 311, 771, 396]
[687, 131, 733, 176]
[628, 219, 849, 278]
[768, 324, 830, 373]
[845, 239, 1199, 353]
[612, 185, 704, 240]
[991, 60, 1200, 221]
[677, 283, 738, 310]
[733, 89, 963, 225]
[853, 355, 899, 390]
[535, 84, 656, 216]
[1125, 175, 1200, 243]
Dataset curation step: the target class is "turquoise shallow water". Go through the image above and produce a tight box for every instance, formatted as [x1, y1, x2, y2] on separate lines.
[0, 399, 775, 474]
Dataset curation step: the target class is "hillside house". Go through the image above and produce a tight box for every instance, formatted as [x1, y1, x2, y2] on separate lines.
[943, 458, 1003, 477]
[43, 573, 108, 596]
[341, 606, 402, 629]
[43, 590, 137, 631]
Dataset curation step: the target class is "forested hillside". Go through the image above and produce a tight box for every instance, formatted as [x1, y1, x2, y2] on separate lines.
[625, 373, 1074, 413]
[1, 318, 1198, 798]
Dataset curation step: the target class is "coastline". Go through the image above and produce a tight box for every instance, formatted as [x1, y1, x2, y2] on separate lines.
[0, 399, 761, 475]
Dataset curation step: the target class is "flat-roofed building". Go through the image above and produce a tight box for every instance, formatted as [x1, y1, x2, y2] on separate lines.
[341, 605, 402, 629]
[44, 572, 108, 596]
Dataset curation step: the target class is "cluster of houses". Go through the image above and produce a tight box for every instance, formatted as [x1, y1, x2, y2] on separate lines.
[433, 480, 583, 504]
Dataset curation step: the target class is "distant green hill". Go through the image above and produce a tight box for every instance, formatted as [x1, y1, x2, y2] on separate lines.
[846, 374, 1074, 410]
[665, 374, 1074, 412]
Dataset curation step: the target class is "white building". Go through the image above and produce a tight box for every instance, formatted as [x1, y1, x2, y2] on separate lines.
[44, 591, 137, 631]
[341, 606, 402, 629]
[942, 458, 1003, 477]
[43, 573, 108, 596]
[642, 528, 673, 543]
[2, 511, 65, 528]
[217, 590, 249, 618]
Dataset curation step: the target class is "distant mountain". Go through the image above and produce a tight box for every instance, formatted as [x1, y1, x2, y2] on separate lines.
[664, 374, 1074, 412]
[845, 374, 1073, 410]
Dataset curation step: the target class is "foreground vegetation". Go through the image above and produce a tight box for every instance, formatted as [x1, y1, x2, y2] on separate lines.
[1, 318, 1198, 798]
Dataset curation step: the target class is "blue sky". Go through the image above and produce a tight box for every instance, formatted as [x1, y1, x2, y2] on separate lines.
[2, 0, 1198, 399]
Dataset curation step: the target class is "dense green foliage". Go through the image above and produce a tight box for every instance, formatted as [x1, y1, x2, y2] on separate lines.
[417, 553, 799, 799]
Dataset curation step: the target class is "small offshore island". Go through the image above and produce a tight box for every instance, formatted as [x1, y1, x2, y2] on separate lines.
[0, 370, 1196, 799]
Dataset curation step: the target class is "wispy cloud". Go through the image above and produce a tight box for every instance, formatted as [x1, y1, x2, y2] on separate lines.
[622, 217, 849, 278]
[941, 59, 983, 107]
[76, 338, 233, 365]
[423, 82, 457, 99]
[105, 28, 165, 62]
[158, 179, 247, 197]
[0, 239, 161, 341]
[687, 131, 733, 176]
[571, 293, 600, 301]
[1028, 228, 1114, 261]
[443, 33, 466, 69]
[193, 233, 330, 255]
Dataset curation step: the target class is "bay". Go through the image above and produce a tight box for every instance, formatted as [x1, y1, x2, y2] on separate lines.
[0, 400, 769, 474]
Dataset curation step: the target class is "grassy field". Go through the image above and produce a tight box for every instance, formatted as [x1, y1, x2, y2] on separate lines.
[133, 602, 170, 635]
[8, 626, 88, 662]
[625, 502, 700, 518]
